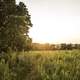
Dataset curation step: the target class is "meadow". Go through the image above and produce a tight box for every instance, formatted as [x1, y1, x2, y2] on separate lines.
[0, 50, 80, 80]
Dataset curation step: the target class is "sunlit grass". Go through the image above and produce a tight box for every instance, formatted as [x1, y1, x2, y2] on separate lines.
[0, 50, 80, 80]
[20, 50, 80, 80]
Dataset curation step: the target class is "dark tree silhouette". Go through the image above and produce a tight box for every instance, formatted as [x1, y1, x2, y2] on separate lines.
[0, 0, 32, 52]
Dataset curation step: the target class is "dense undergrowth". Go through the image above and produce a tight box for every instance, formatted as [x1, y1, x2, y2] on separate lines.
[0, 50, 80, 80]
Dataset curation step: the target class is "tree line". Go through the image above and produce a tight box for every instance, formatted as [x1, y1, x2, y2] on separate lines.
[31, 43, 80, 50]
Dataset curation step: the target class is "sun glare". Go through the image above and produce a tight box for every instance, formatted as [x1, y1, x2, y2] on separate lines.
[17, 0, 80, 44]
[29, 16, 80, 44]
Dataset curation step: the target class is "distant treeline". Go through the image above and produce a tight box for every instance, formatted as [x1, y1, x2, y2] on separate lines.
[31, 43, 80, 50]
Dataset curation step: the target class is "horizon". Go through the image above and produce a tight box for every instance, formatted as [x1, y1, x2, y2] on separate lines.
[32, 42, 80, 45]
[17, 0, 80, 44]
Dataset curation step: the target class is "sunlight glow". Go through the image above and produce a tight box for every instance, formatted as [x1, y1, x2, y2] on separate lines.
[29, 16, 80, 43]
[17, 0, 80, 44]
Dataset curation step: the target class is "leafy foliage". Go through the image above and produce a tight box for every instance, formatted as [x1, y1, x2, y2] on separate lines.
[0, 1, 32, 52]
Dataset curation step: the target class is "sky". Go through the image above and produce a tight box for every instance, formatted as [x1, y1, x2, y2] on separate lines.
[16, 0, 80, 44]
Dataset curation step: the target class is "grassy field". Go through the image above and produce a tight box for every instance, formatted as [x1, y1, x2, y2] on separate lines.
[0, 50, 80, 80]
[18, 50, 80, 80]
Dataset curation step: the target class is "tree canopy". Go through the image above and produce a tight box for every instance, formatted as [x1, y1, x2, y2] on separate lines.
[0, 1, 32, 52]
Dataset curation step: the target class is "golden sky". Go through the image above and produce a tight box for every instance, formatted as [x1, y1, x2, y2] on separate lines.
[17, 0, 80, 44]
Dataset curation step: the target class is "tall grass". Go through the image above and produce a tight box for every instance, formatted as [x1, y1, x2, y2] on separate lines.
[0, 50, 80, 80]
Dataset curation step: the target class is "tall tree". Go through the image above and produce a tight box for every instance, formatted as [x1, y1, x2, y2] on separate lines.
[0, 1, 32, 52]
